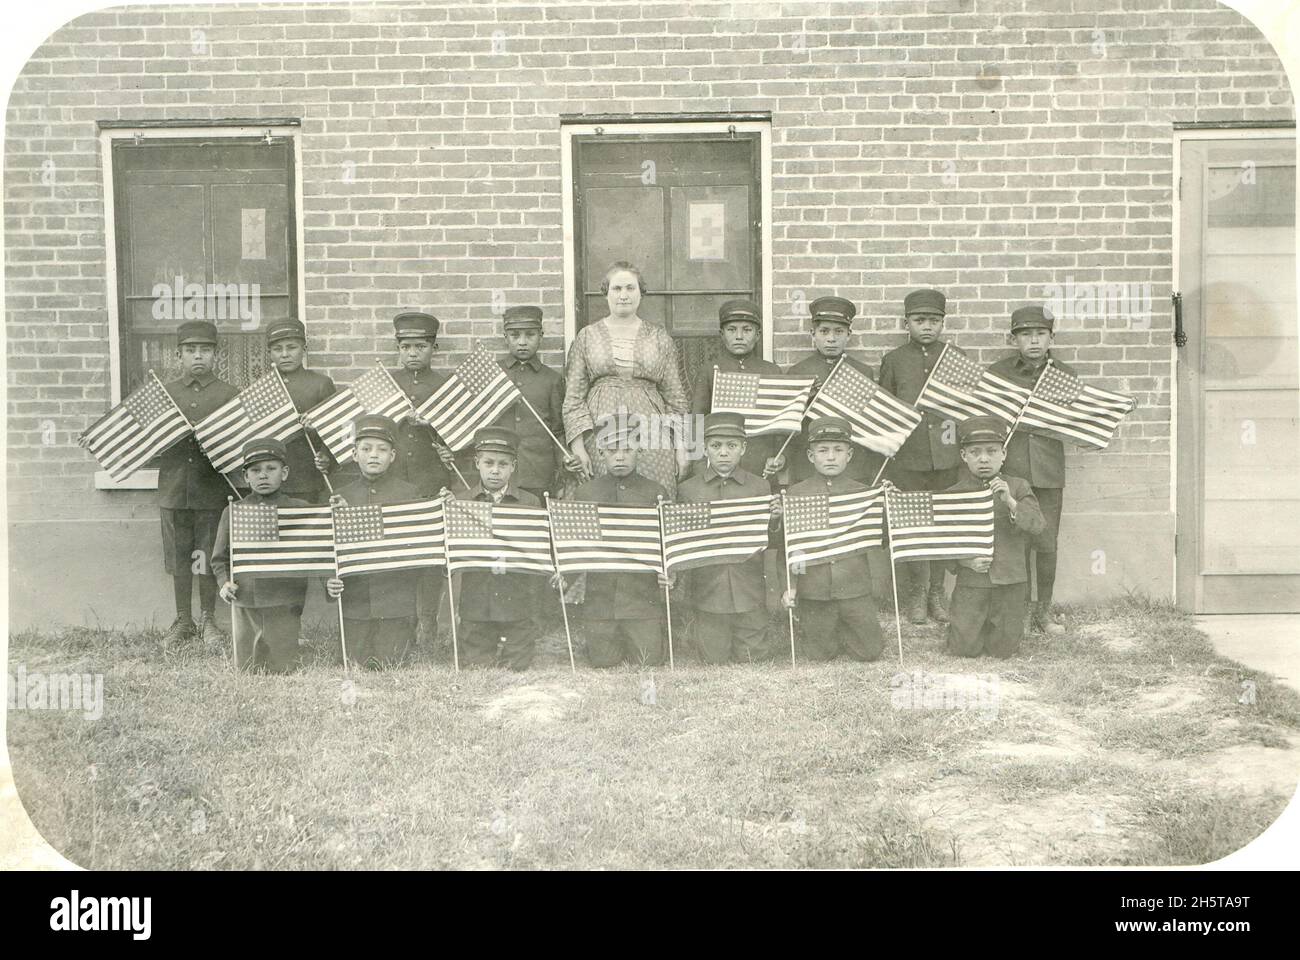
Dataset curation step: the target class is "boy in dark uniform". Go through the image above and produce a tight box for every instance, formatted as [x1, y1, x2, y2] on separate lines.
[780, 417, 884, 662]
[492, 304, 579, 501]
[986, 305, 1072, 635]
[675, 412, 776, 664]
[265, 317, 336, 504]
[786, 295, 885, 485]
[325, 414, 421, 669]
[878, 289, 962, 625]
[940, 416, 1046, 659]
[568, 427, 670, 668]
[443, 427, 543, 671]
[690, 299, 787, 485]
[159, 320, 238, 646]
[211, 438, 309, 673]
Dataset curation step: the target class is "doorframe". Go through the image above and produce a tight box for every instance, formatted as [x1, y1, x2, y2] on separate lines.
[558, 116, 774, 359]
[95, 120, 304, 490]
[1172, 124, 1297, 611]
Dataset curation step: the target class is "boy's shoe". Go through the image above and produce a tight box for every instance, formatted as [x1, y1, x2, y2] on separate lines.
[198, 612, 227, 647]
[906, 583, 928, 625]
[163, 616, 195, 644]
[1029, 604, 1066, 636]
[926, 585, 950, 624]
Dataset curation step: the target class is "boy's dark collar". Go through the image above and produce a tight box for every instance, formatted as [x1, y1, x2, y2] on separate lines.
[1013, 350, 1052, 372]
[471, 480, 519, 500]
[506, 354, 541, 371]
[181, 370, 216, 387]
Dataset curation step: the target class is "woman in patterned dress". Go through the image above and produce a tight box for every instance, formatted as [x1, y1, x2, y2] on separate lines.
[563, 261, 690, 496]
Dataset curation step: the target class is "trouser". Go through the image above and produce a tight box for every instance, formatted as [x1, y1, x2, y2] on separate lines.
[584, 618, 665, 668]
[945, 582, 1029, 659]
[232, 604, 303, 674]
[414, 571, 445, 649]
[796, 595, 884, 662]
[1027, 486, 1063, 608]
[459, 618, 539, 671]
[692, 609, 771, 665]
[342, 617, 415, 670]
[161, 507, 222, 619]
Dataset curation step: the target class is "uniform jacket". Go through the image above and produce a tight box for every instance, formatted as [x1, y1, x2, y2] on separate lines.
[388, 366, 455, 496]
[570, 471, 668, 620]
[211, 490, 310, 608]
[691, 351, 783, 479]
[334, 471, 422, 620]
[494, 355, 565, 491]
[675, 465, 773, 614]
[454, 482, 544, 623]
[946, 468, 1046, 588]
[160, 372, 239, 510]
[785, 352, 885, 484]
[785, 473, 875, 601]
[279, 366, 337, 498]
[986, 352, 1080, 489]
[877, 339, 961, 472]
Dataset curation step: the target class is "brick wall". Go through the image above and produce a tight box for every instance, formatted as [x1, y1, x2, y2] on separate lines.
[3, 1, 1293, 560]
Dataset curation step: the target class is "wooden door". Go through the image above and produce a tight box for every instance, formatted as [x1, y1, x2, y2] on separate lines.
[1177, 135, 1300, 612]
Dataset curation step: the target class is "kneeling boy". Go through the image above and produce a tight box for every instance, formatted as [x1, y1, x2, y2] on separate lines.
[781, 417, 884, 661]
[211, 438, 309, 673]
[944, 416, 1046, 659]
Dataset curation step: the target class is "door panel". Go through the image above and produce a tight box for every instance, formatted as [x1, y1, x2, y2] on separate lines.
[1177, 135, 1300, 612]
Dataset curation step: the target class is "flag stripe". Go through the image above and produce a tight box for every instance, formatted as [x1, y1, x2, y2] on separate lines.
[887, 488, 995, 561]
[784, 488, 884, 566]
[418, 348, 523, 451]
[549, 501, 664, 575]
[712, 372, 816, 437]
[194, 373, 301, 474]
[229, 504, 336, 577]
[661, 495, 772, 573]
[444, 500, 555, 574]
[805, 362, 922, 456]
[333, 499, 446, 576]
[305, 367, 412, 464]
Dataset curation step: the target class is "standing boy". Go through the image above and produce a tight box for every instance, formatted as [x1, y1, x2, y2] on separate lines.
[940, 416, 1046, 659]
[325, 414, 421, 669]
[675, 412, 776, 664]
[444, 427, 544, 671]
[265, 317, 336, 504]
[987, 305, 1073, 635]
[568, 427, 670, 668]
[690, 299, 786, 484]
[877, 289, 962, 625]
[780, 417, 884, 662]
[211, 438, 310, 673]
[492, 304, 578, 501]
[159, 320, 238, 646]
[786, 295, 885, 484]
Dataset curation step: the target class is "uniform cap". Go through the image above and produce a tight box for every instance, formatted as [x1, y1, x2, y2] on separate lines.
[353, 414, 398, 446]
[807, 417, 854, 445]
[904, 289, 946, 317]
[809, 295, 856, 328]
[702, 411, 747, 439]
[241, 437, 289, 467]
[719, 299, 761, 328]
[502, 305, 543, 331]
[393, 312, 440, 340]
[265, 318, 307, 345]
[1010, 305, 1055, 333]
[957, 415, 1008, 445]
[177, 320, 218, 345]
[473, 426, 518, 455]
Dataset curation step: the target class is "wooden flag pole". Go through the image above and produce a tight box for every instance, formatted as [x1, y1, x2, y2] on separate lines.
[656, 496, 675, 671]
[326, 501, 352, 677]
[517, 390, 572, 461]
[225, 495, 240, 670]
[442, 494, 461, 672]
[298, 421, 335, 495]
[779, 491, 797, 669]
[775, 354, 846, 465]
[543, 493, 577, 673]
[883, 489, 904, 664]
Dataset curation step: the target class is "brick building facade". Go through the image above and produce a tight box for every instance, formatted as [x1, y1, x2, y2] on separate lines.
[4, 1, 1296, 629]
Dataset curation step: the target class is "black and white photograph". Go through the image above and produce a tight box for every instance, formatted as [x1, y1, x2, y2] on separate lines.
[1, 0, 1299, 893]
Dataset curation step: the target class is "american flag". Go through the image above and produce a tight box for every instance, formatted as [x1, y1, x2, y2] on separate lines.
[806, 360, 922, 456]
[548, 499, 664, 575]
[783, 488, 884, 568]
[885, 488, 995, 562]
[711, 369, 816, 436]
[416, 345, 522, 451]
[304, 366, 413, 464]
[80, 371, 191, 481]
[444, 498, 554, 574]
[660, 495, 772, 573]
[333, 498, 446, 577]
[1016, 363, 1136, 450]
[228, 501, 336, 578]
[915, 344, 1032, 427]
[194, 369, 301, 474]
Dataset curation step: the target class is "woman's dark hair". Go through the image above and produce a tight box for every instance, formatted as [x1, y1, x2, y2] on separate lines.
[600, 261, 648, 297]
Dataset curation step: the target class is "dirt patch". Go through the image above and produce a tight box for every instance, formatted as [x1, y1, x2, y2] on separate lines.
[1075, 623, 1142, 654]
[978, 741, 1080, 761]
[1153, 735, 1300, 796]
[481, 684, 581, 725]
[1135, 681, 1206, 715]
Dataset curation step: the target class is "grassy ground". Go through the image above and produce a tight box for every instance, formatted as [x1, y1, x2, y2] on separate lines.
[6, 596, 1300, 869]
